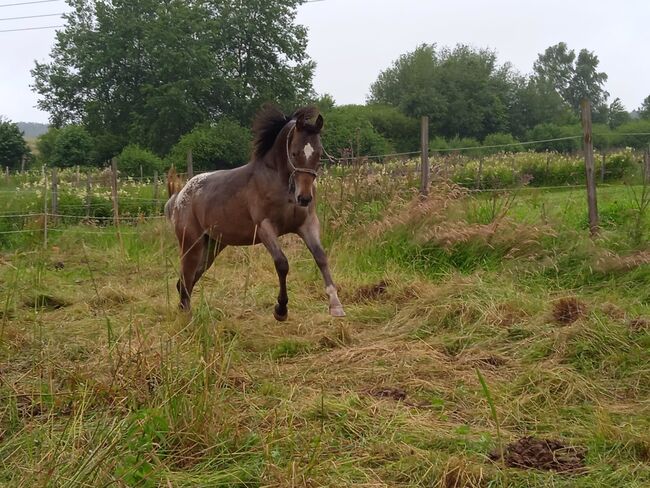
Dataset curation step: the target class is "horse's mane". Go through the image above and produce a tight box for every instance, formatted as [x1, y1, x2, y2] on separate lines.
[252, 105, 320, 160]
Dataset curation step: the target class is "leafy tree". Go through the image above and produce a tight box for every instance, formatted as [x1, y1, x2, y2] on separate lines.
[607, 98, 630, 130]
[32, 0, 314, 155]
[526, 123, 581, 152]
[167, 119, 251, 172]
[369, 44, 518, 140]
[320, 105, 394, 159]
[482, 133, 523, 154]
[36, 127, 60, 165]
[638, 95, 650, 120]
[52, 125, 93, 167]
[0, 118, 30, 170]
[118, 145, 164, 176]
[533, 42, 608, 111]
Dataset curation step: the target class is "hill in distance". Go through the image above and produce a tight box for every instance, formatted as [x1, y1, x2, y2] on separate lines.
[17, 122, 49, 139]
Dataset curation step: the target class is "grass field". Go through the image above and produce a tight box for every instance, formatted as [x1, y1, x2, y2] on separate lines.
[1, 171, 649, 486]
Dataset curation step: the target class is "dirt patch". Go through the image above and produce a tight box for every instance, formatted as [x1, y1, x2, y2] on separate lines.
[354, 280, 388, 302]
[369, 387, 407, 401]
[552, 297, 587, 325]
[23, 293, 70, 310]
[491, 436, 586, 474]
[601, 302, 626, 321]
[628, 317, 650, 332]
[474, 355, 508, 368]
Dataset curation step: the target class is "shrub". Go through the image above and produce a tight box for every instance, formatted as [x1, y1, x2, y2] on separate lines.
[321, 105, 394, 159]
[526, 123, 581, 152]
[167, 119, 251, 172]
[52, 125, 94, 168]
[118, 145, 164, 177]
[36, 127, 59, 165]
[482, 133, 523, 154]
[612, 120, 650, 149]
[0, 118, 30, 169]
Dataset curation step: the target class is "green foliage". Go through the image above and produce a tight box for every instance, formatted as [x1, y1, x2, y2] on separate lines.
[611, 120, 650, 149]
[533, 42, 609, 111]
[526, 123, 581, 152]
[0, 118, 30, 169]
[482, 133, 523, 154]
[607, 98, 631, 130]
[168, 119, 251, 172]
[52, 125, 93, 168]
[639, 95, 650, 120]
[363, 104, 419, 152]
[321, 105, 394, 158]
[369, 44, 514, 140]
[118, 145, 164, 176]
[32, 0, 314, 155]
[35, 127, 59, 165]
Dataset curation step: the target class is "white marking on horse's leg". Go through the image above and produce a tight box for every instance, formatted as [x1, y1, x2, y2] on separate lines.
[304, 143, 314, 160]
[326, 285, 345, 317]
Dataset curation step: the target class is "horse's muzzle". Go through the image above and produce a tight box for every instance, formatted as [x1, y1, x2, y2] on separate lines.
[297, 195, 312, 207]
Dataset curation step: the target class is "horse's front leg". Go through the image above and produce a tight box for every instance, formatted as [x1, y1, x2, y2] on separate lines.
[258, 220, 290, 321]
[298, 216, 345, 317]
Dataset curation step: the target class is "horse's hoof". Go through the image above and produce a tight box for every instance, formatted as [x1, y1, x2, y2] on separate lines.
[273, 305, 288, 322]
[330, 306, 346, 317]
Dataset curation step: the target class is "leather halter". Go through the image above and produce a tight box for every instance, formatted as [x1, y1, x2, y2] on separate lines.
[285, 125, 319, 194]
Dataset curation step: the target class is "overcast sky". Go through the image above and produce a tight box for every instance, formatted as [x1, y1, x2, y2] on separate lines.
[1, 0, 648, 124]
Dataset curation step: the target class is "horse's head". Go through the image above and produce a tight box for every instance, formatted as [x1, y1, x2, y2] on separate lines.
[287, 112, 324, 207]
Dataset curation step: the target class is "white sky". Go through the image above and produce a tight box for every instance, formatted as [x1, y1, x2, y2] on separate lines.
[1, 0, 648, 124]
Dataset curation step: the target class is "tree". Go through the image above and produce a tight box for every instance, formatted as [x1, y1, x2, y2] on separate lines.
[607, 98, 630, 130]
[320, 105, 393, 158]
[533, 42, 608, 111]
[368, 44, 518, 140]
[0, 118, 30, 170]
[52, 125, 93, 167]
[32, 0, 314, 156]
[167, 119, 252, 172]
[639, 95, 650, 120]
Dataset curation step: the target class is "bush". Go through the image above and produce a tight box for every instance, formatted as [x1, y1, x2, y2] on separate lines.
[482, 133, 523, 154]
[526, 123, 581, 152]
[0, 118, 30, 169]
[612, 120, 650, 149]
[52, 125, 94, 168]
[167, 119, 251, 172]
[118, 145, 164, 176]
[36, 127, 59, 165]
[364, 104, 419, 152]
[321, 105, 394, 159]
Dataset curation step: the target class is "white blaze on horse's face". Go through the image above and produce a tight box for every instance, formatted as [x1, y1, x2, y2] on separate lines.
[304, 143, 315, 161]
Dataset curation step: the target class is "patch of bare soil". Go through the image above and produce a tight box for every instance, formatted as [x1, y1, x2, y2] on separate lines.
[354, 280, 389, 302]
[491, 436, 586, 474]
[23, 293, 70, 310]
[552, 297, 587, 325]
[628, 317, 650, 332]
[369, 387, 407, 401]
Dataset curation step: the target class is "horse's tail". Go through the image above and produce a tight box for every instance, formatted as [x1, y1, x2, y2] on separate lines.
[167, 166, 184, 197]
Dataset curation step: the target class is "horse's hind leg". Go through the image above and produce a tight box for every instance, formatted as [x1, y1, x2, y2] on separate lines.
[176, 230, 206, 311]
[192, 236, 225, 286]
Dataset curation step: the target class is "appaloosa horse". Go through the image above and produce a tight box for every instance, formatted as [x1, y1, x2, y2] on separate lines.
[165, 105, 345, 320]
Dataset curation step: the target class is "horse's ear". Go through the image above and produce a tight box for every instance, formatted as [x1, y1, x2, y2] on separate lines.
[296, 116, 307, 131]
[314, 114, 324, 132]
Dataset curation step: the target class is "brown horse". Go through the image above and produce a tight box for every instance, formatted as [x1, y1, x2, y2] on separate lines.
[165, 105, 345, 320]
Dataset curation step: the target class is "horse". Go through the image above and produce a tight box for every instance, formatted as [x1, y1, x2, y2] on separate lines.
[164, 105, 345, 321]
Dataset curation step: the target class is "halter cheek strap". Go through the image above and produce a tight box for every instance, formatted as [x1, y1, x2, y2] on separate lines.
[285, 126, 319, 194]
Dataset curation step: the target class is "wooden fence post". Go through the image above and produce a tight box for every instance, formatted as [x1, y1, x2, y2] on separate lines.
[111, 158, 120, 227]
[580, 99, 599, 236]
[43, 167, 48, 249]
[420, 116, 430, 196]
[187, 149, 194, 179]
[51, 168, 58, 225]
[601, 152, 606, 183]
[21, 155, 26, 173]
[85, 173, 92, 218]
[75, 166, 80, 187]
[4, 166, 8, 183]
[153, 170, 159, 206]
[476, 158, 484, 189]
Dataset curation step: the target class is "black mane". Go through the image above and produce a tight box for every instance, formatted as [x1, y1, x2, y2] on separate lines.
[252, 105, 320, 160]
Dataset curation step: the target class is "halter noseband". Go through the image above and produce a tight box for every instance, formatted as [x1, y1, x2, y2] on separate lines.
[285, 125, 319, 195]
